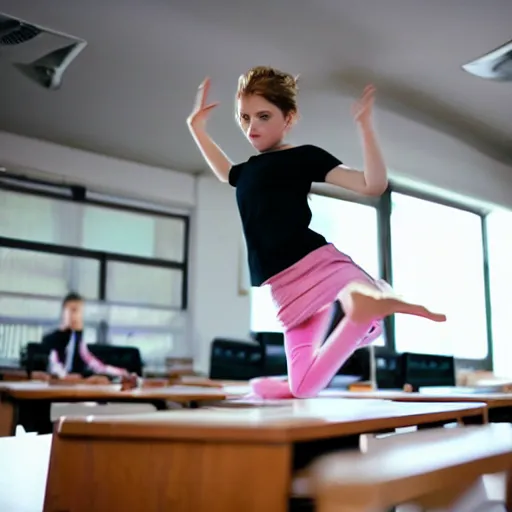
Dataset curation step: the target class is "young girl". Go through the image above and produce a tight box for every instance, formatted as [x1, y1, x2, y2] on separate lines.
[187, 66, 446, 399]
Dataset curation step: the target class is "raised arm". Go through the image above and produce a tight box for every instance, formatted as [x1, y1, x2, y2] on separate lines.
[187, 77, 233, 182]
[325, 85, 388, 196]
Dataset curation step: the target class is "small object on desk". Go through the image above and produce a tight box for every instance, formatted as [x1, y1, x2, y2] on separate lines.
[473, 378, 512, 393]
[49, 374, 84, 386]
[141, 378, 168, 388]
[61, 373, 82, 382]
[164, 357, 195, 377]
[30, 371, 50, 382]
[120, 373, 139, 391]
[174, 376, 224, 388]
[84, 375, 110, 385]
[348, 381, 374, 392]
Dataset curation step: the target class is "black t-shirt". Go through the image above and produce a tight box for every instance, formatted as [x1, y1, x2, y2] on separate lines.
[228, 144, 342, 286]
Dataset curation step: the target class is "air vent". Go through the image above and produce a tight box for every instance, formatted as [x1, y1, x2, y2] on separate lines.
[0, 11, 87, 89]
[462, 40, 512, 81]
[0, 15, 42, 45]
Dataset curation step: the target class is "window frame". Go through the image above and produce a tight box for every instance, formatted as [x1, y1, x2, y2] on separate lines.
[0, 177, 190, 310]
[380, 184, 493, 371]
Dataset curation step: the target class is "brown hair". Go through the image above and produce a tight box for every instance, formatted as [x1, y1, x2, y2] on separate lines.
[236, 66, 299, 119]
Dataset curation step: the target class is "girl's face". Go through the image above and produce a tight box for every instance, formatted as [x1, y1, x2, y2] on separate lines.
[237, 94, 293, 152]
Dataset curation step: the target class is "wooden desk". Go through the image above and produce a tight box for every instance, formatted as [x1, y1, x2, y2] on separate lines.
[338, 389, 512, 407]
[0, 382, 227, 437]
[309, 390, 512, 424]
[214, 382, 512, 409]
[44, 399, 486, 512]
[309, 423, 512, 512]
[0, 368, 27, 382]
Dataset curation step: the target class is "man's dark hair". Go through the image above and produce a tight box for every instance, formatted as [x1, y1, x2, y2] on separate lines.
[62, 292, 83, 309]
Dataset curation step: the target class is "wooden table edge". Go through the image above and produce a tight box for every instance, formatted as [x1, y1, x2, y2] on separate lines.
[56, 404, 488, 443]
[1, 389, 227, 403]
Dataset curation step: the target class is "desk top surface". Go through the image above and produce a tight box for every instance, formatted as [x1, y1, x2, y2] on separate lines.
[328, 390, 512, 407]
[219, 382, 512, 407]
[57, 398, 486, 443]
[0, 381, 226, 402]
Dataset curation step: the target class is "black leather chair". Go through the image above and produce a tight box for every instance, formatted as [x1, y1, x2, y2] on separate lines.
[332, 346, 404, 390]
[20, 342, 50, 377]
[209, 337, 264, 380]
[400, 352, 455, 391]
[251, 331, 287, 376]
[374, 347, 403, 389]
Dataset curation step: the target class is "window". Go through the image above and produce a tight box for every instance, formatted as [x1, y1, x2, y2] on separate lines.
[0, 247, 100, 300]
[251, 195, 384, 345]
[0, 184, 189, 362]
[0, 189, 58, 245]
[0, 189, 186, 263]
[83, 204, 185, 262]
[308, 195, 380, 279]
[485, 210, 512, 376]
[0, 188, 188, 309]
[104, 304, 187, 367]
[390, 192, 488, 360]
[106, 261, 183, 308]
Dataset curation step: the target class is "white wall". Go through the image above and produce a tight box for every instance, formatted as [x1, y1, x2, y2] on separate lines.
[189, 176, 250, 373]
[0, 131, 195, 208]
[2, 130, 512, 374]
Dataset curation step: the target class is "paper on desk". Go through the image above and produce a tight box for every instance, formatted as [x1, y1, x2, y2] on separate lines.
[222, 384, 252, 395]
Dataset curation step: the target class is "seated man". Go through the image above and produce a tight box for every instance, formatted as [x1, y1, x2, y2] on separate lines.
[42, 292, 129, 381]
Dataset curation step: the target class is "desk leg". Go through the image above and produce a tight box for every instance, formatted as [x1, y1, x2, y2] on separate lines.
[0, 399, 17, 436]
[45, 436, 293, 512]
[506, 469, 512, 512]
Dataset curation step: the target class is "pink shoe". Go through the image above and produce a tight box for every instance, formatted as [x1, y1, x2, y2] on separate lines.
[250, 377, 295, 399]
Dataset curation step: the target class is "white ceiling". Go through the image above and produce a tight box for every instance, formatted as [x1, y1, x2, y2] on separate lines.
[0, 0, 511, 174]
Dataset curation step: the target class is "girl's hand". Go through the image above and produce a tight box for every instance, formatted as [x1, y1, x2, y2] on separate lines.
[187, 77, 219, 130]
[352, 84, 376, 126]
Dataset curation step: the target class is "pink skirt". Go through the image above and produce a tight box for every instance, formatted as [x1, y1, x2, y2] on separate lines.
[264, 243, 386, 331]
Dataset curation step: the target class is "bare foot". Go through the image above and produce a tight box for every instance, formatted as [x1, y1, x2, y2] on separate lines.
[341, 282, 447, 325]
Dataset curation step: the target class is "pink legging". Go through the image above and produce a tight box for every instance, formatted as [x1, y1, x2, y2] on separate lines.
[251, 302, 381, 399]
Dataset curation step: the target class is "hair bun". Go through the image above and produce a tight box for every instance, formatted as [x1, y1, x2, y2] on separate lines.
[236, 65, 300, 117]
